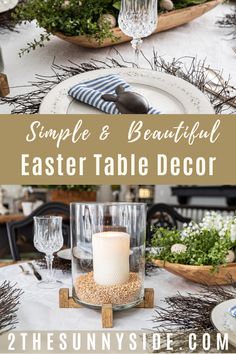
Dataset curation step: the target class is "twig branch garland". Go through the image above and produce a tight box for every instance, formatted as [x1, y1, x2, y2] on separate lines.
[153, 283, 236, 332]
[150, 52, 236, 114]
[149, 280, 236, 352]
[217, 5, 236, 39]
[0, 53, 235, 114]
[0, 10, 17, 33]
[0, 281, 23, 334]
[0, 1, 24, 33]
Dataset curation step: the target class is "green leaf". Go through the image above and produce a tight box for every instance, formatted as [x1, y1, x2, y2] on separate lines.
[113, 1, 121, 10]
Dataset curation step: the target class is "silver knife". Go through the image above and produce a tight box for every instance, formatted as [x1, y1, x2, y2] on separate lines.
[28, 262, 42, 281]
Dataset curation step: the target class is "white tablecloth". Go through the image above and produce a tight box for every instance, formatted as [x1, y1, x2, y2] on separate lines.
[0, 2, 235, 114]
[0, 263, 202, 331]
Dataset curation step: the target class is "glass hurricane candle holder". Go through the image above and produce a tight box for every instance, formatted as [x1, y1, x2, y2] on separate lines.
[71, 203, 146, 310]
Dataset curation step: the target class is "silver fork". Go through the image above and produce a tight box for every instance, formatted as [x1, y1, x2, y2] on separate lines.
[229, 305, 236, 319]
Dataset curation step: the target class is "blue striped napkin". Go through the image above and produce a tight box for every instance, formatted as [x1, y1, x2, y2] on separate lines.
[68, 74, 160, 114]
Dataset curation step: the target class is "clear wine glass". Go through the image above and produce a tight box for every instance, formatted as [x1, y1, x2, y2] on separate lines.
[33, 216, 64, 289]
[118, 0, 158, 67]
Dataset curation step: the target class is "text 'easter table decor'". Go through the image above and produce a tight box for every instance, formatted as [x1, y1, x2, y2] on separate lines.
[59, 202, 154, 328]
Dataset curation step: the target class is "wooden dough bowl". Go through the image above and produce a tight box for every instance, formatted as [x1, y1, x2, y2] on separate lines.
[153, 259, 236, 285]
[55, 0, 222, 48]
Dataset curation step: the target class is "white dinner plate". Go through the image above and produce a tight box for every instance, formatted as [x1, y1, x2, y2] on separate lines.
[57, 248, 71, 260]
[211, 299, 236, 348]
[39, 68, 214, 114]
[0, 0, 18, 13]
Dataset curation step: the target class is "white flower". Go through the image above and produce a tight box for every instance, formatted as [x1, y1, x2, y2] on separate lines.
[219, 229, 226, 237]
[181, 212, 236, 242]
[230, 224, 236, 242]
[200, 212, 235, 236]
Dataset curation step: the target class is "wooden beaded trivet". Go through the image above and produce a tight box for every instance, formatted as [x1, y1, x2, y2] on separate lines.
[59, 288, 154, 328]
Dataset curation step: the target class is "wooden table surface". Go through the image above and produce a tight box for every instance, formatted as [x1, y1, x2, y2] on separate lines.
[0, 213, 24, 224]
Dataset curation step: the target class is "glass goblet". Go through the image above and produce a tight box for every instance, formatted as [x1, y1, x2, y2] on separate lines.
[33, 216, 64, 289]
[118, 0, 158, 67]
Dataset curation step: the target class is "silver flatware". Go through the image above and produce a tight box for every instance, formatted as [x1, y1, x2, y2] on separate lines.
[229, 305, 236, 319]
[27, 262, 42, 281]
[204, 68, 226, 88]
[19, 264, 30, 275]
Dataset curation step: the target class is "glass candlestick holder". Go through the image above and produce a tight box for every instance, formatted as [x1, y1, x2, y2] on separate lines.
[71, 202, 146, 310]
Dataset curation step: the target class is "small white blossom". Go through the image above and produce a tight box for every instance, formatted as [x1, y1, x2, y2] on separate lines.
[230, 224, 236, 242]
[181, 211, 236, 243]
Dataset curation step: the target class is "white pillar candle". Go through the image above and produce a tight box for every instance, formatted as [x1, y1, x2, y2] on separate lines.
[92, 231, 130, 286]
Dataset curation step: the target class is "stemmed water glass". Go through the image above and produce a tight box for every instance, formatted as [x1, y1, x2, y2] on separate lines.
[33, 216, 64, 289]
[118, 0, 158, 67]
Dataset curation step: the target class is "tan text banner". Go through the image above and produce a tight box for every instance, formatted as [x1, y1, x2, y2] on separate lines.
[0, 114, 234, 184]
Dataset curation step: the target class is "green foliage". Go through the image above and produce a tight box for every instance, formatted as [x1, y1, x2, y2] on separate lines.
[113, 1, 121, 10]
[151, 227, 235, 268]
[12, 0, 211, 54]
[27, 185, 97, 191]
[174, 0, 208, 9]
[51, 185, 98, 191]
[18, 32, 51, 57]
[13, 0, 120, 54]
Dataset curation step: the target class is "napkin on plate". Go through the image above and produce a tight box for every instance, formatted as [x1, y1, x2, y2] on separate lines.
[68, 74, 160, 114]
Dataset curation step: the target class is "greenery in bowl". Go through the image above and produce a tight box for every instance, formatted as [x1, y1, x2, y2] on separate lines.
[13, 0, 120, 55]
[46, 185, 97, 191]
[151, 212, 236, 269]
[27, 185, 97, 191]
[12, 0, 210, 55]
